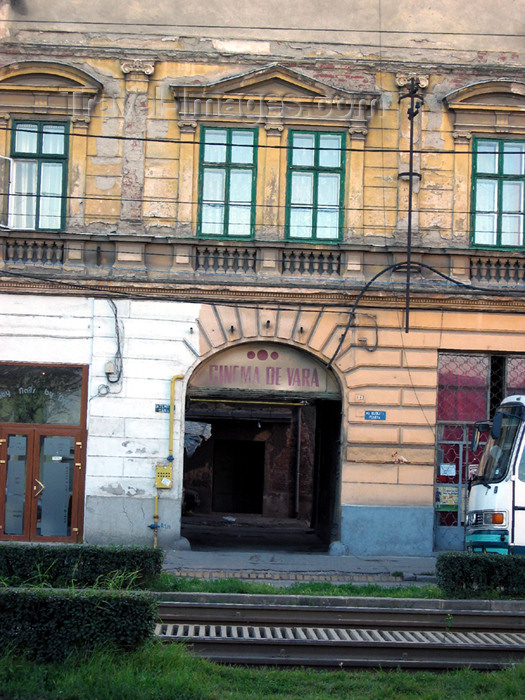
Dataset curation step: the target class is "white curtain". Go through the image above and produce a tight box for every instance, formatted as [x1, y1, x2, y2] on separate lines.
[9, 160, 37, 229]
[39, 162, 63, 229]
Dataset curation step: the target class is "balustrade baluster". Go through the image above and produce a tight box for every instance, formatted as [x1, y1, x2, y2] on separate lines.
[215, 248, 224, 272]
[203, 248, 211, 271]
[225, 248, 234, 273]
[243, 249, 252, 273]
[479, 258, 489, 282]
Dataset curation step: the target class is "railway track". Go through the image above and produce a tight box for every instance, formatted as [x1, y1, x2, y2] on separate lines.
[156, 593, 525, 670]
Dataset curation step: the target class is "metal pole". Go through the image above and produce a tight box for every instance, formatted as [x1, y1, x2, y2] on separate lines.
[405, 81, 416, 333]
[399, 78, 423, 334]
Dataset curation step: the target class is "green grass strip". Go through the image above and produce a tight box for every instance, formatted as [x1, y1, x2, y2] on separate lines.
[1, 642, 525, 699]
[149, 572, 443, 598]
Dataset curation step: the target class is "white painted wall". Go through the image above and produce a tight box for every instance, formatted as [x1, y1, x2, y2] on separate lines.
[0, 294, 201, 548]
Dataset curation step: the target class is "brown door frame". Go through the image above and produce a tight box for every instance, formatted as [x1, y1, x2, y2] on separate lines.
[0, 424, 87, 543]
[0, 363, 89, 543]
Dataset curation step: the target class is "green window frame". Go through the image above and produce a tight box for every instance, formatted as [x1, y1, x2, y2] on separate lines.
[198, 127, 257, 238]
[471, 137, 525, 248]
[286, 130, 345, 242]
[9, 120, 69, 231]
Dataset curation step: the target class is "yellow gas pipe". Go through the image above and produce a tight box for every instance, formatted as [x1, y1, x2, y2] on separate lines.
[153, 374, 184, 548]
[153, 493, 159, 548]
[169, 375, 185, 462]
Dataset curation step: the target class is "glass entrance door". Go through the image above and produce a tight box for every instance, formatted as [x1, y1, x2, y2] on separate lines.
[0, 427, 84, 541]
[2, 432, 28, 537]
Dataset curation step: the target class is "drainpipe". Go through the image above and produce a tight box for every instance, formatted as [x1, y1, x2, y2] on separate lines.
[151, 374, 184, 548]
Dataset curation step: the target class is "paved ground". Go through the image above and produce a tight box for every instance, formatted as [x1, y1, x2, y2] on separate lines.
[163, 549, 438, 586]
[169, 514, 439, 586]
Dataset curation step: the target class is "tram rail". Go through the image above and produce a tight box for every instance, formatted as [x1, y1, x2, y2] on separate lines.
[156, 594, 525, 669]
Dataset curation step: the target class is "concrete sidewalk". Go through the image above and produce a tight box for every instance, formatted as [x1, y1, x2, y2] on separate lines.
[163, 549, 438, 586]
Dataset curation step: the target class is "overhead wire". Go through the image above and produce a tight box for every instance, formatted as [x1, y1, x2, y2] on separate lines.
[2, 17, 524, 38]
[2, 259, 525, 303]
[1, 124, 522, 158]
[1, 124, 519, 232]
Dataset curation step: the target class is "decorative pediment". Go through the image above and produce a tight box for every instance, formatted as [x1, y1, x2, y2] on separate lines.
[0, 61, 102, 122]
[172, 64, 378, 136]
[184, 65, 330, 98]
[445, 80, 525, 137]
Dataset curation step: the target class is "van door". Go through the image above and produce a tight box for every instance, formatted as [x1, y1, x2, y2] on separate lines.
[513, 441, 525, 553]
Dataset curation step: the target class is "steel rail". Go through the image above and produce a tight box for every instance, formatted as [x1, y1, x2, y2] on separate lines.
[157, 594, 525, 633]
[156, 594, 525, 669]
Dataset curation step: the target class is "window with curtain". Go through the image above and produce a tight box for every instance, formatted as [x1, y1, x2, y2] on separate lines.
[472, 138, 525, 248]
[198, 127, 257, 238]
[286, 131, 345, 241]
[9, 121, 68, 231]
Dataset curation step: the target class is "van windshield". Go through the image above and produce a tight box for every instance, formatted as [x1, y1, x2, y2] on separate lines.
[477, 411, 522, 483]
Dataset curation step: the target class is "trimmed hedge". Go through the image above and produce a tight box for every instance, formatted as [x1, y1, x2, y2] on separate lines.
[0, 587, 157, 661]
[0, 544, 164, 588]
[436, 551, 525, 598]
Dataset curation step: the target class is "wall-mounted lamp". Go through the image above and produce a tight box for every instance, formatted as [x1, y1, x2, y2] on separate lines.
[265, 320, 271, 328]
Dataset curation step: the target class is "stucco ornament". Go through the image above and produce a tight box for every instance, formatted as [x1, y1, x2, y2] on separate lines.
[120, 59, 155, 76]
[395, 73, 429, 89]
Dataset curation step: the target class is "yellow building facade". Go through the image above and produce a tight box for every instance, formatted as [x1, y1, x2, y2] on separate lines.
[0, 2, 524, 554]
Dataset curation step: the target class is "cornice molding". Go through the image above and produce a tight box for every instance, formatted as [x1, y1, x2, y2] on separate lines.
[1, 279, 524, 314]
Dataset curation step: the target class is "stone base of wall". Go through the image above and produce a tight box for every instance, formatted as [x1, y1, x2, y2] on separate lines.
[340, 504, 435, 556]
[84, 495, 185, 549]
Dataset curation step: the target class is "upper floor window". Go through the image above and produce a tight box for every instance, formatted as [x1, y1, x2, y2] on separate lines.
[198, 127, 257, 238]
[9, 121, 68, 231]
[286, 131, 345, 241]
[472, 138, 525, 248]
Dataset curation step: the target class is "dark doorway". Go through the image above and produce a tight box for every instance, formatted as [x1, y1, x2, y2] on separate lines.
[182, 398, 342, 552]
[212, 439, 265, 513]
[312, 400, 342, 544]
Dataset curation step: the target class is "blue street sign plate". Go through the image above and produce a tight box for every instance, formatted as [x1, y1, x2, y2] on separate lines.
[365, 410, 386, 421]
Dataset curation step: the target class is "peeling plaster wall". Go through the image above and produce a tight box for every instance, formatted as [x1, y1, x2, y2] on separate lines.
[5, 1, 524, 61]
[0, 294, 201, 548]
[1, 15, 521, 247]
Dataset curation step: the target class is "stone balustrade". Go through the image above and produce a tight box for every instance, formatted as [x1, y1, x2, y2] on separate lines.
[1, 232, 524, 291]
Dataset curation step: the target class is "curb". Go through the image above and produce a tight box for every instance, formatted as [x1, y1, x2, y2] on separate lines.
[164, 568, 437, 585]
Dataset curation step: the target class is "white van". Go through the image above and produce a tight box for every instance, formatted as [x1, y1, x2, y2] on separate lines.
[466, 395, 525, 554]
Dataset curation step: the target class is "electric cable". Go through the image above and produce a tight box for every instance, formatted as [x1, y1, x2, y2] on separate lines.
[326, 259, 522, 368]
[2, 16, 524, 39]
[2, 123, 522, 157]
[106, 298, 123, 384]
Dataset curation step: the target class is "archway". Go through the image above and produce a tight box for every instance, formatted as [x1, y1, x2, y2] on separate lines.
[182, 342, 342, 552]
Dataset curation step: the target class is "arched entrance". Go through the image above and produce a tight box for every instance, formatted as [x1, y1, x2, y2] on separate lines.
[182, 342, 342, 552]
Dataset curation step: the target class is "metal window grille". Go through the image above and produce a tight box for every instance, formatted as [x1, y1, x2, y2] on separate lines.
[435, 353, 525, 540]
